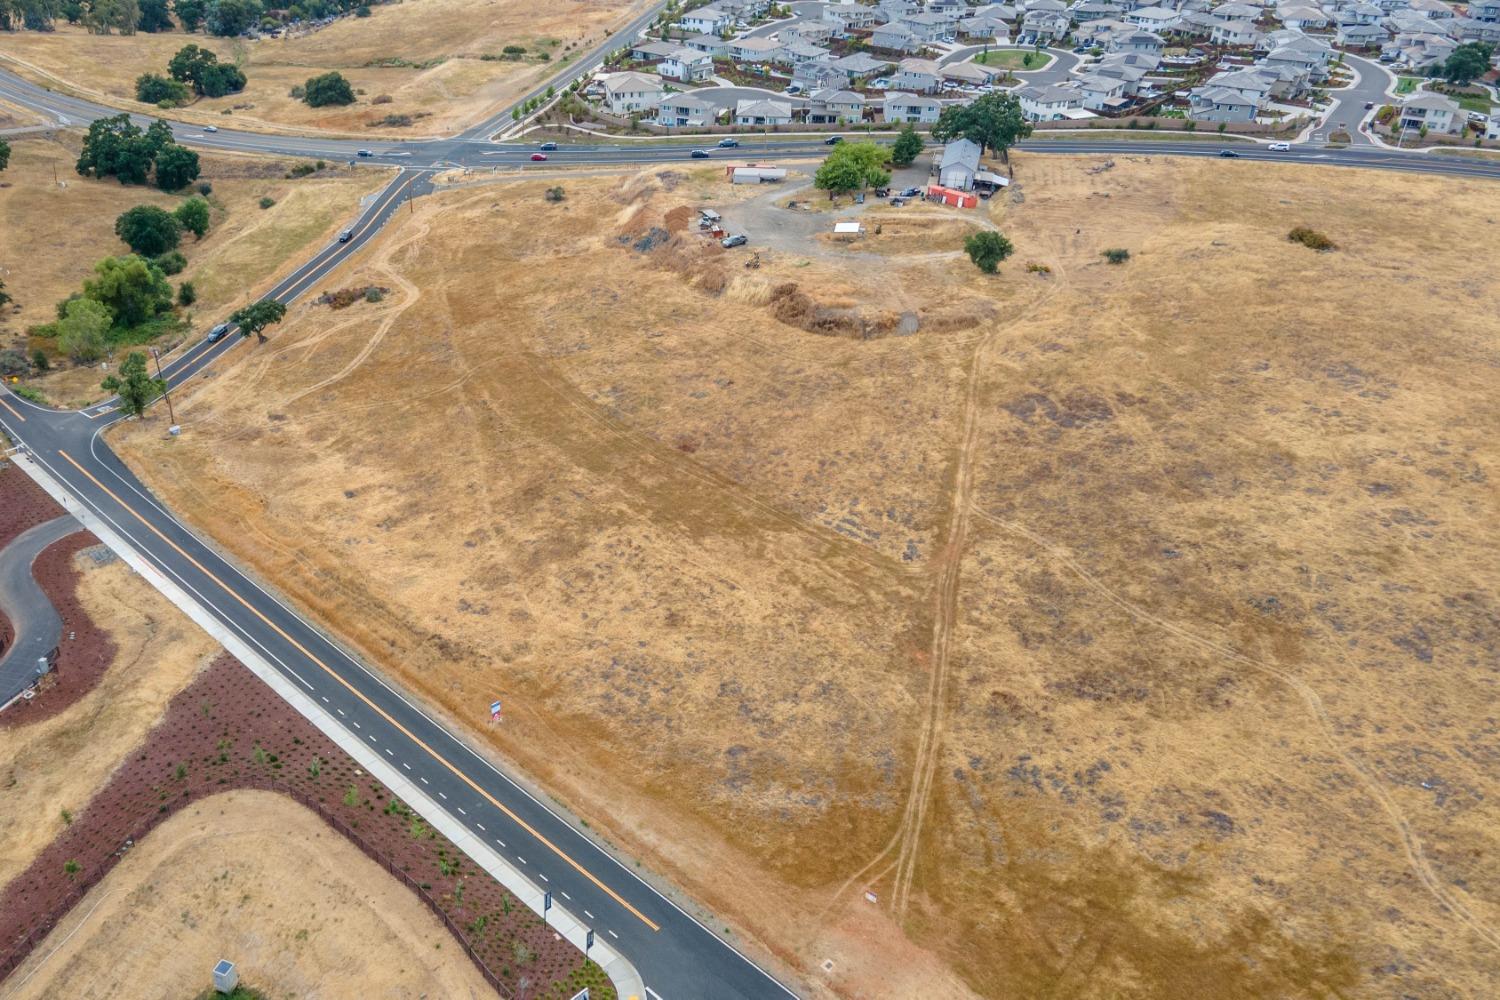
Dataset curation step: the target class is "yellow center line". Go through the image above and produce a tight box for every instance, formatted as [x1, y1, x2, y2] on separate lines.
[0, 394, 26, 422]
[57, 448, 660, 933]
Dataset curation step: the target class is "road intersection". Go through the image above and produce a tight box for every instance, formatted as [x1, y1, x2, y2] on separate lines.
[2, 16, 1499, 998]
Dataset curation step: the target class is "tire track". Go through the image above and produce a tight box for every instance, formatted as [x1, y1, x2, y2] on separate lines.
[971, 506, 1500, 951]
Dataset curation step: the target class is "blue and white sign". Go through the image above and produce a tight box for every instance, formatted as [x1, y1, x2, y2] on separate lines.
[490, 700, 503, 716]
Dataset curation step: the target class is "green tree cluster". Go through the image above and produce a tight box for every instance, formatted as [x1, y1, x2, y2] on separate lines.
[115, 204, 181, 256]
[204, 0, 261, 36]
[813, 141, 890, 198]
[77, 113, 200, 190]
[1440, 43, 1494, 86]
[168, 43, 248, 97]
[101, 351, 166, 417]
[931, 92, 1033, 160]
[302, 71, 356, 107]
[135, 72, 191, 106]
[963, 231, 1014, 273]
[890, 124, 923, 167]
[229, 299, 286, 343]
[84, 254, 175, 327]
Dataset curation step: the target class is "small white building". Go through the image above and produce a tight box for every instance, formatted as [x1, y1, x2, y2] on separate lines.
[938, 138, 983, 190]
[659, 48, 715, 83]
[601, 72, 664, 114]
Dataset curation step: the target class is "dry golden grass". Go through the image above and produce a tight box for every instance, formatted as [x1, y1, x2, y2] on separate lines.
[110, 157, 1500, 999]
[0, 551, 219, 887]
[1, 0, 648, 136]
[0, 134, 388, 406]
[4, 790, 498, 999]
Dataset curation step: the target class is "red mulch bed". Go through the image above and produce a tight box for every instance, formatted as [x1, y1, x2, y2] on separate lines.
[0, 533, 112, 730]
[0, 463, 69, 656]
[0, 654, 613, 999]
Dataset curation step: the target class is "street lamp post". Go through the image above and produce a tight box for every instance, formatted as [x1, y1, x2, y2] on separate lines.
[149, 347, 175, 425]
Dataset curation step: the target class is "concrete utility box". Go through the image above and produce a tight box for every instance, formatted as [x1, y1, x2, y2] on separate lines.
[212, 959, 238, 993]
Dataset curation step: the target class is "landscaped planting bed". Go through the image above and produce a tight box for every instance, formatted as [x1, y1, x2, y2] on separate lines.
[0, 463, 76, 656]
[0, 653, 613, 999]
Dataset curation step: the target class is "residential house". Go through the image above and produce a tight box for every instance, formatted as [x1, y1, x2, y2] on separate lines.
[1211, 19, 1263, 44]
[958, 13, 1012, 38]
[1277, 5, 1330, 30]
[734, 97, 794, 125]
[629, 40, 681, 62]
[826, 5, 880, 32]
[1215, 2, 1263, 21]
[1112, 28, 1166, 52]
[1338, 1, 1384, 25]
[1384, 30, 1457, 67]
[1076, 72, 1130, 110]
[1263, 35, 1332, 78]
[729, 36, 782, 63]
[679, 6, 734, 35]
[1204, 67, 1275, 104]
[1397, 91, 1460, 133]
[870, 22, 922, 52]
[1016, 82, 1086, 119]
[1336, 21, 1388, 45]
[1076, 16, 1134, 47]
[830, 52, 895, 81]
[652, 94, 717, 127]
[792, 57, 846, 91]
[938, 138, 983, 190]
[1474, 0, 1500, 22]
[882, 91, 944, 123]
[1187, 84, 1259, 121]
[901, 10, 960, 41]
[788, 20, 836, 45]
[718, 0, 770, 18]
[775, 39, 832, 66]
[942, 61, 1000, 86]
[1074, 0, 1127, 22]
[1408, 0, 1455, 18]
[1022, 9, 1073, 40]
[895, 57, 943, 92]
[806, 88, 867, 124]
[1126, 5, 1181, 31]
[1174, 10, 1226, 37]
[683, 33, 730, 58]
[1452, 16, 1500, 43]
[602, 72, 664, 114]
[659, 48, 714, 82]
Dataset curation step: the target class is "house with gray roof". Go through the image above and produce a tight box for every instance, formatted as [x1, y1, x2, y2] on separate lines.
[1398, 91, 1460, 133]
[871, 22, 923, 52]
[883, 91, 944, 123]
[734, 98, 794, 125]
[938, 138, 983, 190]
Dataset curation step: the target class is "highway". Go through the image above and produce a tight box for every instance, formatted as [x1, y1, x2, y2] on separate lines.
[2, 16, 1500, 998]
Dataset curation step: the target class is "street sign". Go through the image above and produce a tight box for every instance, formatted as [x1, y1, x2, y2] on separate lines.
[585, 929, 594, 953]
[544, 890, 552, 913]
[489, 699, 503, 724]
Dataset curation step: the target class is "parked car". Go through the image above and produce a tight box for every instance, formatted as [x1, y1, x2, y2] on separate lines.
[204, 125, 219, 133]
[825, 135, 843, 145]
[690, 149, 711, 158]
[717, 137, 740, 147]
[338, 229, 353, 243]
[1267, 142, 1290, 151]
[1217, 149, 1240, 158]
[890, 196, 907, 206]
[900, 186, 921, 197]
[539, 141, 558, 151]
[1364, 101, 1375, 110]
[721, 234, 748, 248]
[357, 149, 372, 157]
[530, 152, 548, 161]
[206, 322, 232, 343]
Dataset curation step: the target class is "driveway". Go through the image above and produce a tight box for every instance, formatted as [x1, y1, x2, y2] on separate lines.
[0, 515, 82, 709]
[1315, 53, 1396, 147]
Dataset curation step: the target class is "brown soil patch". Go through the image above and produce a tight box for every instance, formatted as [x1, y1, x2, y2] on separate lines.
[1, 790, 497, 1000]
[108, 158, 1500, 998]
[0, 463, 67, 653]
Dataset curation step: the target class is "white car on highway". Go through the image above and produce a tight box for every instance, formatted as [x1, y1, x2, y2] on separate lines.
[1267, 142, 1290, 151]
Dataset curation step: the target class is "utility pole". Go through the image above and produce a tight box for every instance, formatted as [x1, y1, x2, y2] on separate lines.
[149, 347, 175, 425]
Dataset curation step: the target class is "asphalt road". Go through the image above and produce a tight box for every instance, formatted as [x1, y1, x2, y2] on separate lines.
[0, 515, 81, 708]
[2, 17, 1500, 997]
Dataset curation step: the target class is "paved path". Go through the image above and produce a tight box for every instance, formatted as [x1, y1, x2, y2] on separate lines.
[1315, 53, 1396, 147]
[0, 514, 81, 709]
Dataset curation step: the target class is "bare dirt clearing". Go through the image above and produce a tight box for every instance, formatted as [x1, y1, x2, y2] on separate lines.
[112, 157, 1500, 998]
[3, 790, 497, 999]
[1, 0, 649, 136]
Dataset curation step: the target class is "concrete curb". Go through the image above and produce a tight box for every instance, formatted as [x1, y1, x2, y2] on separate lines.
[8, 450, 648, 1000]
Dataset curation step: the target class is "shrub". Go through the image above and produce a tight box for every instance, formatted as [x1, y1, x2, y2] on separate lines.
[1101, 248, 1130, 264]
[963, 231, 1014, 274]
[135, 73, 190, 106]
[372, 94, 393, 105]
[303, 71, 356, 108]
[364, 286, 383, 303]
[259, 196, 276, 209]
[176, 197, 211, 238]
[356, 3, 370, 14]
[1287, 226, 1336, 251]
[197, 180, 213, 195]
[115, 204, 182, 257]
[544, 186, 565, 202]
[154, 250, 188, 275]
[63, 860, 81, 878]
[31, 348, 50, 372]
[178, 281, 197, 306]
[0, 349, 29, 376]
[288, 162, 318, 177]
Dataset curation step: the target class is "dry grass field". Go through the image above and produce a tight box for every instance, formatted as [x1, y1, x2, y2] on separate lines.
[0, 550, 220, 886]
[0, 134, 387, 406]
[4, 790, 498, 999]
[109, 156, 1500, 999]
[0, 0, 648, 136]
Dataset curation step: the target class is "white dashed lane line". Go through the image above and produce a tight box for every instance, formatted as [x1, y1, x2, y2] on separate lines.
[608, 929, 619, 939]
[517, 856, 527, 865]
[384, 748, 393, 756]
[336, 709, 345, 717]
[352, 720, 361, 729]
[561, 891, 571, 901]
[477, 823, 486, 831]
[420, 776, 429, 784]
[539, 874, 548, 882]
[458, 807, 467, 815]
[439, 791, 448, 800]
[585, 910, 595, 919]
[496, 838, 507, 848]
[402, 762, 411, 770]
